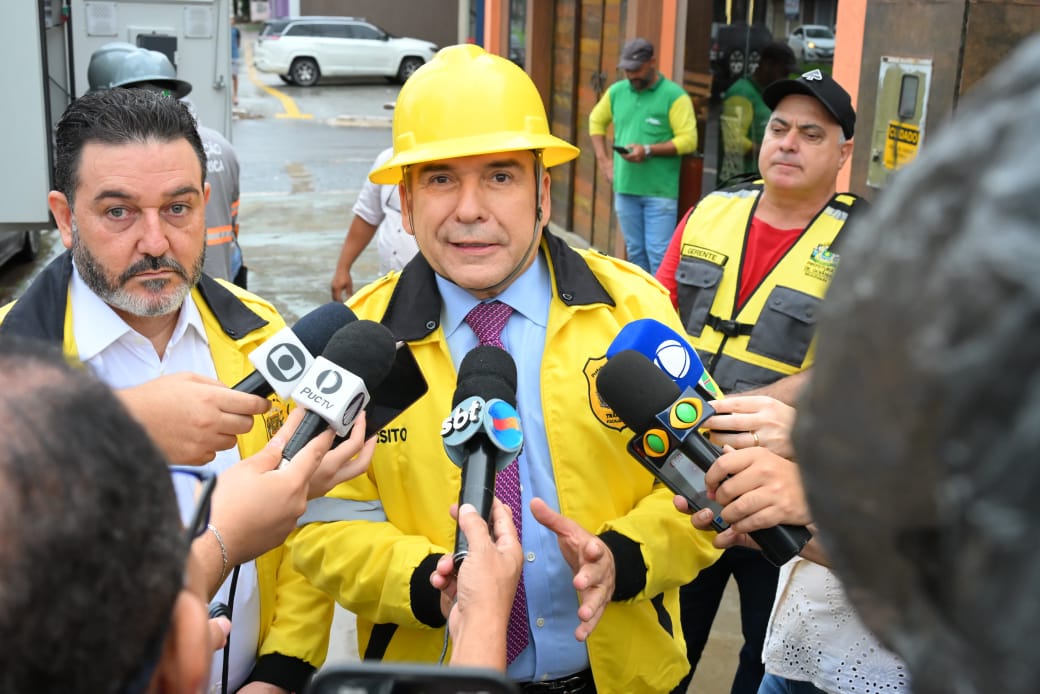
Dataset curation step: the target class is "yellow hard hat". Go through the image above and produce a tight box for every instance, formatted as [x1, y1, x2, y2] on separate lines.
[370, 44, 580, 185]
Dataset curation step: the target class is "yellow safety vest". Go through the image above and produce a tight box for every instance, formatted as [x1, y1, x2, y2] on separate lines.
[675, 182, 862, 392]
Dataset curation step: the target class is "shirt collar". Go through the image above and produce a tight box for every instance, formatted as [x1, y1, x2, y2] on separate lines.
[69, 262, 208, 361]
[437, 250, 551, 339]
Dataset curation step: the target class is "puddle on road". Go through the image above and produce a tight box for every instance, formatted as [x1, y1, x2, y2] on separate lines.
[285, 162, 314, 194]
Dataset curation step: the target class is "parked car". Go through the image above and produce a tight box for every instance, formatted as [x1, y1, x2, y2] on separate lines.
[0, 230, 40, 269]
[787, 24, 836, 63]
[709, 22, 773, 97]
[253, 16, 438, 86]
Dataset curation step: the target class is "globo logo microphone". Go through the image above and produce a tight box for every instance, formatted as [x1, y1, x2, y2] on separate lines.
[290, 356, 368, 436]
[247, 326, 315, 399]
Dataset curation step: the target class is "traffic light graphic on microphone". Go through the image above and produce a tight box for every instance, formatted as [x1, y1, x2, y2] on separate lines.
[442, 346, 524, 568]
[597, 349, 812, 567]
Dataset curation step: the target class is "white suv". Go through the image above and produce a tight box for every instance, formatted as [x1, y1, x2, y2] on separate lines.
[254, 16, 438, 86]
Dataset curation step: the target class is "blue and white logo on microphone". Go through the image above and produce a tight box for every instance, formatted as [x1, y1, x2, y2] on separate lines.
[654, 339, 691, 381]
[486, 400, 522, 452]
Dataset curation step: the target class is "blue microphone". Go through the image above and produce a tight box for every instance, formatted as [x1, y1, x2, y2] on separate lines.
[607, 318, 722, 399]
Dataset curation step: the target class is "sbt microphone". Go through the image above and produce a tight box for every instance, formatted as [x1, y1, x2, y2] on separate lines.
[280, 320, 397, 466]
[442, 345, 523, 569]
[607, 318, 722, 400]
[234, 302, 357, 400]
[597, 349, 812, 567]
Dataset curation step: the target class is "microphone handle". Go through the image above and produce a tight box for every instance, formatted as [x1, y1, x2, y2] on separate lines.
[750, 524, 814, 567]
[279, 411, 330, 468]
[680, 431, 813, 566]
[452, 436, 497, 570]
[232, 370, 272, 398]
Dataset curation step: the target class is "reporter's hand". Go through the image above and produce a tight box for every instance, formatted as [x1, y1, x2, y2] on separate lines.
[197, 408, 372, 597]
[306, 412, 376, 499]
[703, 395, 797, 459]
[117, 372, 271, 466]
[530, 497, 615, 642]
[208, 616, 231, 652]
[432, 500, 522, 670]
[675, 445, 810, 548]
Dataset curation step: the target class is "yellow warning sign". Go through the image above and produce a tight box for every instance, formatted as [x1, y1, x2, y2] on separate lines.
[884, 121, 920, 170]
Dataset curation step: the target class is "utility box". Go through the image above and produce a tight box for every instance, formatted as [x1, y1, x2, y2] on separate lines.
[866, 56, 933, 189]
[70, 0, 234, 138]
[0, 1, 69, 231]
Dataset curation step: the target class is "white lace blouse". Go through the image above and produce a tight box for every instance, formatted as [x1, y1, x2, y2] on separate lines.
[762, 557, 911, 693]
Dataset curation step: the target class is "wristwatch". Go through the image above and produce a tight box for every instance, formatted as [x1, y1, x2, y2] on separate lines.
[643, 144, 653, 159]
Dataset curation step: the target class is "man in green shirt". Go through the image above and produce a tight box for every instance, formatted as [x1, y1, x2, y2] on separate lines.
[590, 38, 697, 274]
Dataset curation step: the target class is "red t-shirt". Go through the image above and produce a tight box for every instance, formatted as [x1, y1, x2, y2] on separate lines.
[655, 210, 802, 311]
[737, 217, 802, 309]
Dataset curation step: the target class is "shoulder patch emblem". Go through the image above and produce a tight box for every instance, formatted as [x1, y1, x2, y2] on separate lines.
[584, 356, 625, 431]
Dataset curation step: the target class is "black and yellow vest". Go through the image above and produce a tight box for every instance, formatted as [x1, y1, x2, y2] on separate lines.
[674, 182, 863, 392]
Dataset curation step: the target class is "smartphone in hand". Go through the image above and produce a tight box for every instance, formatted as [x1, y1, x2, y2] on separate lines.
[613, 144, 632, 155]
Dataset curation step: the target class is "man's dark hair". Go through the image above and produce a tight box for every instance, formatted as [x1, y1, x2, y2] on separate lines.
[795, 35, 1040, 694]
[0, 337, 184, 693]
[53, 88, 206, 205]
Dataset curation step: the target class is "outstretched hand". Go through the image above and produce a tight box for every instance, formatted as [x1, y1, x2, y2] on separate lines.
[530, 497, 615, 642]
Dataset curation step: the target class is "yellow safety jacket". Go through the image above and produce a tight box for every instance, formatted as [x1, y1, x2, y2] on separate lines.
[674, 182, 864, 392]
[0, 252, 332, 691]
[293, 232, 721, 693]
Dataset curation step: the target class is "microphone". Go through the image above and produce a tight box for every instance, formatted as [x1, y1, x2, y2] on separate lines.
[234, 302, 357, 400]
[607, 318, 722, 399]
[279, 320, 397, 466]
[597, 350, 812, 567]
[441, 346, 523, 568]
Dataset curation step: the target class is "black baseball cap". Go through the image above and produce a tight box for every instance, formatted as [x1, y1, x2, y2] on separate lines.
[618, 38, 654, 70]
[763, 69, 856, 139]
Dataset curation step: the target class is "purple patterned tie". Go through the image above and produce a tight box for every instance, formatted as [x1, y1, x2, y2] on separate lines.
[464, 301, 529, 663]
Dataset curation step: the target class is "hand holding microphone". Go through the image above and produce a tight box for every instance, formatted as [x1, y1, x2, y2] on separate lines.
[441, 346, 523, 569]
[281, 319, 398, 467]
[703, 395, 798, 459]
[596, 350, 812, 567]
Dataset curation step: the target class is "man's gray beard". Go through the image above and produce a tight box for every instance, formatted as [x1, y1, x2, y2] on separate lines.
[70, 218, 204, 318]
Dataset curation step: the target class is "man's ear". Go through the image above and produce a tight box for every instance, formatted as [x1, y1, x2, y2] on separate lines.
[47, 191, 75, 250]
[838, 139, 854, 170]
[399, 182, 415, 237]
[147, 590, 210, 694]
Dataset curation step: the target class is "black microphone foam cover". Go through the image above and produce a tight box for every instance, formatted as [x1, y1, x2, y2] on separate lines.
[322, 320, 398, 389]
[294, 302, 358, 355]
[597, 350, 682, 434]
[453, 345, 518, 407]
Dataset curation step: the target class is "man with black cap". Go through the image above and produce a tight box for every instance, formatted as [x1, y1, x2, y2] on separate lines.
[589, 37, 697, 274]
[654, 70, 868, 694]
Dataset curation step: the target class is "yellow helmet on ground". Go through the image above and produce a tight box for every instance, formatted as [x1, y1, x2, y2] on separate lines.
[370, 44, 580, 185]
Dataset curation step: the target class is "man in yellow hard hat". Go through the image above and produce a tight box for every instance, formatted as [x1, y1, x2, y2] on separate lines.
[293, 44, 720, 692]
